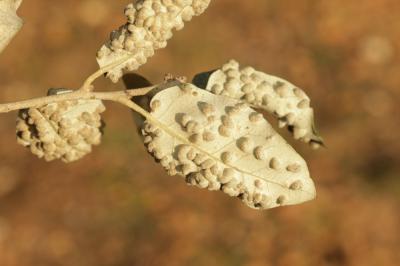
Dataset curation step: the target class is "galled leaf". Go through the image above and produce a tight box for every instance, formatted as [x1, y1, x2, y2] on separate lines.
[141, 84, 316, 209]
[197, 60, 323, 148]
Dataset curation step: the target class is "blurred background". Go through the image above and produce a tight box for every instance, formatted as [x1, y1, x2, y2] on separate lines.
[0, 0, 399, 265]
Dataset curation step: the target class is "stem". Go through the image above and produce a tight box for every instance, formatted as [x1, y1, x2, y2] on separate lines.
[80, 55, 132, 92]
[0, 86, 155, 113]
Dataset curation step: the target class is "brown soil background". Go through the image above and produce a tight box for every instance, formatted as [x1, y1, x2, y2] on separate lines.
[1, 1, 399, 265]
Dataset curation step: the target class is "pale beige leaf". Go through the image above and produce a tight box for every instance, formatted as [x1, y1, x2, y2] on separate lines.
[141, 84, 316, 209]
[0, 0, 23, 53]
[16, 89, 106, 163]
[97, 0, 211, 82]
[202, 60, 323, 148]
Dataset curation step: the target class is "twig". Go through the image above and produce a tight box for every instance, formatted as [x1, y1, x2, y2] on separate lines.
[79, 55, 133, 92]
[0, 86, 155, 113]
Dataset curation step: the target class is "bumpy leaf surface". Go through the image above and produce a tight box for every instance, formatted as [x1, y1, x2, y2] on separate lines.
[16, 89, 106, 163]
[141, 84, 316, 209]
[203, 60, 323, 148]
[97, 0, 211, 82]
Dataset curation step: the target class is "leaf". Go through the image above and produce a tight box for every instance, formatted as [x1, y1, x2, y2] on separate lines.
[0, 0, 23, 53]
[141, 84, 316, 209]
[16, 88, 106, 163]
[196, 60, 324, 148]
[97, 0, 211, 83]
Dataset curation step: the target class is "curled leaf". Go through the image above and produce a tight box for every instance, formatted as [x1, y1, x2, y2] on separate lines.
[141, 84, 316, 209]
[16, 88, 106, 163]
[97, 0, 211, 82]
[0, 0, 23, 53]
[195, 60, 323, 148]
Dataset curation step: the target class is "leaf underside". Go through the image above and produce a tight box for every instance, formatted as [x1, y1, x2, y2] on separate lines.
[141, 84, 316, 210]
[198, 60, 324, 148]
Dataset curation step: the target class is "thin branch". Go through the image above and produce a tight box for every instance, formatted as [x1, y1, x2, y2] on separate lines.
[0, 86, 155, 113]
[79, 55, 133, 92]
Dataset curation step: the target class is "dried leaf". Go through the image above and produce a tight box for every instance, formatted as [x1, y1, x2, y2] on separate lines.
[0, 0, 23, 53]
[141, 84, 316, 209]
[97, 0, 211, 82]
[200, 60, 323, 148]
[16, 88, 106, 163]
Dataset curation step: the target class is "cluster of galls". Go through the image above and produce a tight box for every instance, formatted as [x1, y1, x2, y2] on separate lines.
[16, 89, 106, 163]
[205, 60, 324, 149]
[141, 84, 315, 209]
[97, 0, 211, 82]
